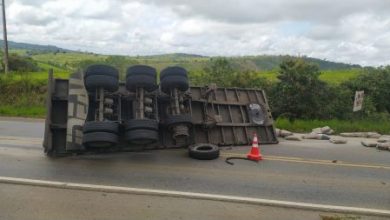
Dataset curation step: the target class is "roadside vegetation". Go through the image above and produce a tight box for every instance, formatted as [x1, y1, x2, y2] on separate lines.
[0, 49, 389, 133]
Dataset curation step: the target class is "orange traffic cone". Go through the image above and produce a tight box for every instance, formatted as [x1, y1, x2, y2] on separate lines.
[247, 133, 263, 161]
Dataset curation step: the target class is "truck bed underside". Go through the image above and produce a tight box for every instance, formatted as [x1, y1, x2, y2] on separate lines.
[43, 71, 278, 156]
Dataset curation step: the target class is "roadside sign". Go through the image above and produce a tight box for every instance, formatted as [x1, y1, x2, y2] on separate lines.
[353, 91, 364, 112]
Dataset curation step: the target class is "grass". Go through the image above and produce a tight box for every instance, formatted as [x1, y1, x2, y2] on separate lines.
[0, 105, 45, 118]
[32, 52, 107, 67]
[276, 118, 390, 134]
[320, 214, 361, 220]
[319, 69, 361, 84]
[0, 71, 70, 83]
[260, 68, 361, 84]
[259, 70, 279, 82]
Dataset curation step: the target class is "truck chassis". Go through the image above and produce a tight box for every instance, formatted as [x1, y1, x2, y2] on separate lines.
[43, 66, 278, 156]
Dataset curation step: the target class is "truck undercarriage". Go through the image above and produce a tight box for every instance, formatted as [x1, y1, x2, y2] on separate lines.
[43, 65, 278, 157]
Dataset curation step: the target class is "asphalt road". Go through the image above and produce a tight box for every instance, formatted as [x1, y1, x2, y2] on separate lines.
[0, 119, 389, 219]
[4, 183, 381, 220]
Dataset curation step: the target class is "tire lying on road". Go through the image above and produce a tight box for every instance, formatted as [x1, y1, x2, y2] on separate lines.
[84, 64, 119, 92]
[82, 121, 119, 148]
[160, 66, 189, 94]
[126, 65, 157, 92]
[189, 143, 220, 160]
[124, 119, 159, 144]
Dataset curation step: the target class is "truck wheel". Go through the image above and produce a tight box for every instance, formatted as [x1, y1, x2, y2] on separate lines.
[125, 129, 158, 145]
[160, 66, 188, 79]
[189, 143, 219, 160]
[160, 67, 189, 94]
[84, 64, 119, 79]
[83, 121, 119, 134]
[165, 114, 192, 129]
[126, 65, 157, 92]
[84, 65, 119, 92]
[161, 76, 189, 94]
[125, 119, 158, 131]
[82, 132, 118, 148]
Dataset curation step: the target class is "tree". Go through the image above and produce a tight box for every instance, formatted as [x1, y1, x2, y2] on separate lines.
[2, 53, 40, 72]
[343, 66, 390, 113]
[232, 70, 271, 90]
[270, 59, 329, 119]
[203, 58, 235, 87]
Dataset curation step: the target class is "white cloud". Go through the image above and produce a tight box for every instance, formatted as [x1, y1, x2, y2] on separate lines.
[4, 0, 390, 66]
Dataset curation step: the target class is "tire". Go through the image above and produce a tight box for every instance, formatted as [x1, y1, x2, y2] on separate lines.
[84, 65, 119, 79]
[83, 121, 119, 134]
[85, 75, 119, 92]
[160, 66, 188, 93]
[127, 65, 157, 77]
[126, 75, 157, 92]
[125, 129, 159, 144]
[160, 66, 188, 80]
[189, 143, 219, 160]
[160, 75, 189, 94]
[82, 132, 118, 148]
[126, 65, 157, 92]
[165, 114, 192, 128]
[125, 119, 158, 131]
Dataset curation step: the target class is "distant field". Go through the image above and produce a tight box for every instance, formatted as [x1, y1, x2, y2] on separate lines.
[259, 68, 361, 84]
[32, 52, 107, 64]
[0, 51, 379, 132]
[8, 50, 361, 84]
[319, 69, 361, 84]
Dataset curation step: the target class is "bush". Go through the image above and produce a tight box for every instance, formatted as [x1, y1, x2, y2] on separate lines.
[342, 66, 390, 113]
[269, 59, 332, 119]
[0, 75, 46, 117]
[2, 54, 40, 72]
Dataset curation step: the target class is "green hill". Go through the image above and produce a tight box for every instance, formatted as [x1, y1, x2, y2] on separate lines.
[3, 40, 362, 70]
[1, 40, 73, 53]
[1, 40, 365, 84]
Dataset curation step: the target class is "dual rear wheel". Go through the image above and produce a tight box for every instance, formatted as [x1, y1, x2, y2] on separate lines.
[82, 65, 193, 148]
[82, 65, 119, 148]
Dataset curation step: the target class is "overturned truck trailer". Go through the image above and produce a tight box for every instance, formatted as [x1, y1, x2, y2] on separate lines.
[43, 65, 278, 157]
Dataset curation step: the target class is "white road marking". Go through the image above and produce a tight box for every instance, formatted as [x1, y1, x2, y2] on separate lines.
[0, 176, 389, 217]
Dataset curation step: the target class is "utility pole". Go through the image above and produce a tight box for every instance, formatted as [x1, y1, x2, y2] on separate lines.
[1, 0, 9, 74]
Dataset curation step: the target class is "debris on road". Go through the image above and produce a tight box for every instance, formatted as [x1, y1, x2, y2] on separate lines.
[377, 143, 390, 151]
[378, 135, 390, 143]
[361, 139, 390, 152]
[340, 132, 381, 138]
[361, 141, 378, 148]
[284, 135, 302, 141]
[225, 133, 262, 165]
[302, 133, 330, 140]
[275, 128, 293, 137]
[312, 126, 334, 135]
[329, 138, 348, 144]
[189, 143, 220, 160]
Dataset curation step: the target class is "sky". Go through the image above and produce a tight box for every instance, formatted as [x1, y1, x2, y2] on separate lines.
[5, 0, 390, 66]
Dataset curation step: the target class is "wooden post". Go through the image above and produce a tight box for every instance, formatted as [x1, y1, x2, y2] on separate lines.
[1, 0, 9, 74]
